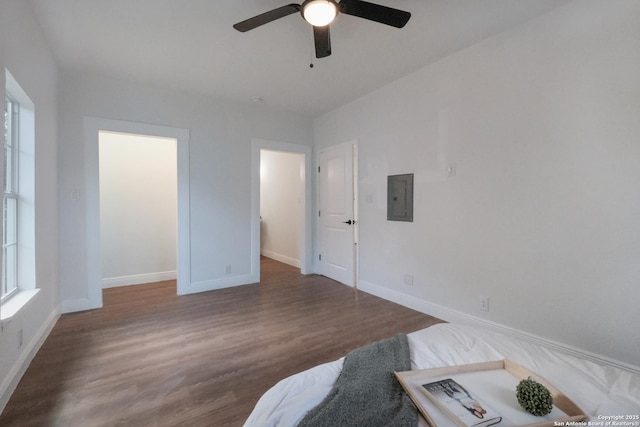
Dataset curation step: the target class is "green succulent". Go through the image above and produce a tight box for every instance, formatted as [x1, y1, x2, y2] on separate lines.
[515, 377, 553, 416]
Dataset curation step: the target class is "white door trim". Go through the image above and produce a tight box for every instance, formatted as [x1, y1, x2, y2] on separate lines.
[251, 139, 313, 281]
[83, 117, 190, 309]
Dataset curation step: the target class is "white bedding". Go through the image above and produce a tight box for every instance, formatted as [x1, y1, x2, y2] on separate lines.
[244, 323, 640, 426]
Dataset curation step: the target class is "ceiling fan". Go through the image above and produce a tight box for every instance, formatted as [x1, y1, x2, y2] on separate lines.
[233, 0, 411, 59]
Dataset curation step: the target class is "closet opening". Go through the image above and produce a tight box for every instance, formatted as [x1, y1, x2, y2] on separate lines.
[98, 131, 178, 290]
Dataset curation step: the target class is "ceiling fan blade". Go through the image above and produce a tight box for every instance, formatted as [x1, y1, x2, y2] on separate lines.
[313, 25, 332, 58]
[339, 0, 411, 28]
[233, 4, 301, 32]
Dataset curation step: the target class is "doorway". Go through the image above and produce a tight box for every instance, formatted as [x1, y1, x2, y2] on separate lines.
[260, 149, 305, 270]
[251, 139, 312, 283]
[98, 131, 177, 288]
[83, 118, 190, 310]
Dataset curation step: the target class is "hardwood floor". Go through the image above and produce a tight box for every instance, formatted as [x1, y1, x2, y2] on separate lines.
[0, 258, 443, 426]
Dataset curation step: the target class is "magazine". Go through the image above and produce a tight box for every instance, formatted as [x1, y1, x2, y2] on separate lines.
[420, 378, 502, 427]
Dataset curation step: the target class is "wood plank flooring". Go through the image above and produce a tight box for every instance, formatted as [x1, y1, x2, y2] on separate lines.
[0, 258, 443, 426]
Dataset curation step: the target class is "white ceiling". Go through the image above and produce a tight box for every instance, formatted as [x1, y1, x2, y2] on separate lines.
[29, 0, 572, 117]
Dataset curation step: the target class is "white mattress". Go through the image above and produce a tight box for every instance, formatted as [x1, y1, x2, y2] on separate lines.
[244, 323, 640, 426]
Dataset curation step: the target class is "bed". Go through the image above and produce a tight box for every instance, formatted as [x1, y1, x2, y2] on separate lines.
[244, 323, 640, 426]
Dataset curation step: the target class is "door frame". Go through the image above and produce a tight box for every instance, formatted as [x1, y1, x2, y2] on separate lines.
[316, 140, 359, 287]
[251, 139, 313, 281]
[83, 117, 190, 309]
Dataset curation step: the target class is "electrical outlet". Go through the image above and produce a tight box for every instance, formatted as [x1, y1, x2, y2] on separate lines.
[225, 264, 232, 275]
[480, 296, 490, 312]
[404, 274, 414, 286]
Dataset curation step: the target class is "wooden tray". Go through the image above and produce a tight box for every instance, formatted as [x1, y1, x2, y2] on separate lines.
[395, 360, 587, 427]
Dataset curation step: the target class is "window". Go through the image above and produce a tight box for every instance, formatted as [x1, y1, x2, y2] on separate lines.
[1, 69, 37, 319]
[2, 94, 19, 301]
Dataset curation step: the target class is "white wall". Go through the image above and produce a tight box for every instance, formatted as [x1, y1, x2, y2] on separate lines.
[313, 0, 640, 369]
[260, 150, 304, 267]
[58, 70, 313, 309]
[99, 132, 177, 287]
[0, 0, 60, 411]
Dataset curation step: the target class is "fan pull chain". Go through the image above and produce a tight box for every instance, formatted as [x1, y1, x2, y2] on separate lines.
[309, 29, 316, 68]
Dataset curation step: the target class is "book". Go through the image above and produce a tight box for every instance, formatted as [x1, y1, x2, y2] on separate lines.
[420, 378, 502, 427]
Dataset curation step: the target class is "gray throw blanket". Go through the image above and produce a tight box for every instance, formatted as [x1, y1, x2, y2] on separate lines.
[298, 334, 417, 427]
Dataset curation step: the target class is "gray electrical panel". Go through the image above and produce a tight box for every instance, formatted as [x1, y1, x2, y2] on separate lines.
[387, 173, 413, 222]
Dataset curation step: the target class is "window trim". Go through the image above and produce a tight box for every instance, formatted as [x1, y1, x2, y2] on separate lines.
[2, 93, 19, 302]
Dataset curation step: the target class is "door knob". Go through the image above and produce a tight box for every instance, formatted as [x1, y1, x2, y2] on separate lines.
[342, 220, 353, 225]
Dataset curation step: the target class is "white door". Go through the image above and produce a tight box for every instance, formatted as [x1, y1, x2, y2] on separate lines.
[318, 142, 356, 286]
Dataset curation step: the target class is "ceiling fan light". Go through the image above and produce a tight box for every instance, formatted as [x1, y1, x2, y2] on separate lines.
[303, 0, 337, 27]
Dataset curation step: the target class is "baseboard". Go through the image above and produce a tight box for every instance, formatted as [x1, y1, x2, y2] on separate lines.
[102, 271, 177, 288]
[60, 297, 100, 314]
[260, 250, 300, 268]
[358, 279, 640, 376]
[182, 273, 257, 295]
[0, 306, 60, 413]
